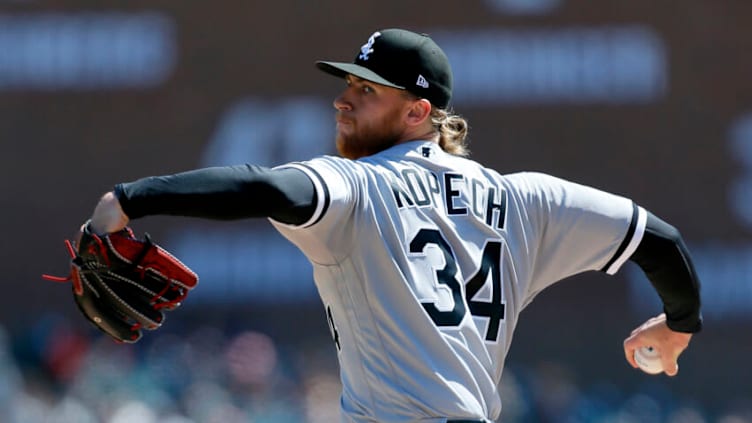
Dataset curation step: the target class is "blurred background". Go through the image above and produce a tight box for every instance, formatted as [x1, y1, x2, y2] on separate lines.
[2, 0, 751, 422]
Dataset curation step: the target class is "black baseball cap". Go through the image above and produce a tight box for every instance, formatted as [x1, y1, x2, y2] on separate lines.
[316, 28, 453, 109]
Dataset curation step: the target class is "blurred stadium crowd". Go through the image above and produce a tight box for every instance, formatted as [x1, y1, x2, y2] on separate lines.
[1, 317, 750, 423]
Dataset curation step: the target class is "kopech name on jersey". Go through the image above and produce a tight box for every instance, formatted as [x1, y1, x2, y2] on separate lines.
[387, 169, 507, 230]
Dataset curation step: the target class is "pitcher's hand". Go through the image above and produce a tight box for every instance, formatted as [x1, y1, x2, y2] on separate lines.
[623, 314, 692, 376]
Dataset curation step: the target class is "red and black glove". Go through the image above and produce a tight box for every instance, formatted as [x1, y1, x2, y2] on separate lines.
[44, 221, 198, 343]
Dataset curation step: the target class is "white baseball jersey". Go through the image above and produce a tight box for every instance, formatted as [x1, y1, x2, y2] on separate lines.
[271, 140, 646, 423]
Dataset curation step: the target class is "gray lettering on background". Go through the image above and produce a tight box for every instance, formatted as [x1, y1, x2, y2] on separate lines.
[434, 26, 666, 105]
[0, 12, 176, 90]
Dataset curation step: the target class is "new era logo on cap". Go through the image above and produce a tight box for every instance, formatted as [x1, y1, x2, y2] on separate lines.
[315, 28, 453, 108]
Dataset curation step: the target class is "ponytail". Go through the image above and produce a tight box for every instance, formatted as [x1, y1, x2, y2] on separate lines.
[432, 108, 470, 157]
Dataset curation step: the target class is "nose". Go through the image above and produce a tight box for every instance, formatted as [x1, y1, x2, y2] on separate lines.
[333, 89, 352, 111]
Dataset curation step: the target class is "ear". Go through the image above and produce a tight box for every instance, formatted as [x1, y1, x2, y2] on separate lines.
[405, 98, 432, 126]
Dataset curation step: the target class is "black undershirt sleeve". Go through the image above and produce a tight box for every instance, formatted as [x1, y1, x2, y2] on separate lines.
[114, 165, 318, 225]
[629, 211, 703, 333]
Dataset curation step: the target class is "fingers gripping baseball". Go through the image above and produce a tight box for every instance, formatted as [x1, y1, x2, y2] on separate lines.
[623, 314, 692, 376]
[44, 222, 198, 343]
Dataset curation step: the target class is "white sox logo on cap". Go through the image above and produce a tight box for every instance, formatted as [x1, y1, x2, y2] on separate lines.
[358, 31, 381, 61]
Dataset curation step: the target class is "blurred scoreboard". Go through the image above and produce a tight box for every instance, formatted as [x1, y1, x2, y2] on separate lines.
[2, 0, 750, 321]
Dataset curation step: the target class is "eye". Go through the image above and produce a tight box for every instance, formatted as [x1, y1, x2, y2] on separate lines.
[361, 85, 374, 94]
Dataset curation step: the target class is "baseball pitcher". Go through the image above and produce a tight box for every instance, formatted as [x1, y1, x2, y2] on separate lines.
[57, 29, 701, 423]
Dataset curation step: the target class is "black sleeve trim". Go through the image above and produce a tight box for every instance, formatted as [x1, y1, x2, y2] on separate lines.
[114, 165, 317, 225]
[282, 163, 331, 228]
[629, 211, 703, 333]
[600, 202, 641, 273]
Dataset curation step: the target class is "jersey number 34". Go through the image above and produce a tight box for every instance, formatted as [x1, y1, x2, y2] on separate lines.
[410, 228, 506, 342]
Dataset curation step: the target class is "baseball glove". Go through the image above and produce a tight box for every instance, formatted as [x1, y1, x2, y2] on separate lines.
[44, 221, 198, 343]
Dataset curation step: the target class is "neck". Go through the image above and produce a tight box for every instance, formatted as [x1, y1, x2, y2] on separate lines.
[397, 126, 439, 145]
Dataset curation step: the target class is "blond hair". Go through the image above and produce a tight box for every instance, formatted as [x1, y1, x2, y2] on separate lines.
[431, 107, 470, 157]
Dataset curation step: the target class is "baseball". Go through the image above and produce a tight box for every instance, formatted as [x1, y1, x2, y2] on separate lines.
[634, 346, 664, 374]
